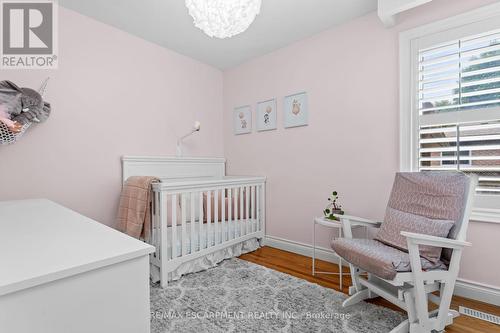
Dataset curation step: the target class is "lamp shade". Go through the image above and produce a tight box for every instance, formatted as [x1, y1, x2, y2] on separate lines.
[185, 0, 262, 39]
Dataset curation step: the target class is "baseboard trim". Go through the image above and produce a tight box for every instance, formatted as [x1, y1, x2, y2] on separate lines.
[454, 279, 500, 306]
[263, 235, 342, 265]
[263, 235, 500, 306]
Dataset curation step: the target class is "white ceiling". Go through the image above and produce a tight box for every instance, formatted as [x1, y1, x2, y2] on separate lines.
[59, 0, 378, 70]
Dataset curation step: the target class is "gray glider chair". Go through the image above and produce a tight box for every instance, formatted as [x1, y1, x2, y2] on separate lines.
[331, 172, 477, 333]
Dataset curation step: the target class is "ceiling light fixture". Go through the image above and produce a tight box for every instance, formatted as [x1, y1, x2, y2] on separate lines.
[185, 0, 262, 39]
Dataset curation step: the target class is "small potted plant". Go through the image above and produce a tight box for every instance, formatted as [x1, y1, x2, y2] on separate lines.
[323, 191, 344, 221]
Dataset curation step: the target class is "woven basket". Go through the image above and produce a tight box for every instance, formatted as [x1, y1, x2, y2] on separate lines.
[0, 122, 31, 145]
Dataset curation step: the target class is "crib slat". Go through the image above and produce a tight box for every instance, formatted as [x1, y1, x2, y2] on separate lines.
[254, 185, 258, 232]
[256, 186, 260, 232]
[255, 185, 258, 232]
[158, 191, 169, 286]
[240, 186, 244, 237]
[154, 192, 158, 250]
[149, 192, 156, 248]
[214, 189, 219, 244]
[190, 192, 195, 254]
[157, 191, 162, 256]
[221, 189, 226, 242]
[171, 194, 178, 259]
[152, 191, 157, 257]
[206, 190, 211, 248]
[228, 188, 233, 241]
[250, 186, 255, 233]
[246, 185, 250, 235]
[261, 184, 266, 235]
[199, 191, 204, 250]
[158, 192, 166, 260]
[234, 187, 239, 238]
[181, 193, 187, 256]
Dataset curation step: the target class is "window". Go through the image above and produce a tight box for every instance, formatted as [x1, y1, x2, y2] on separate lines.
[418, 30, 500, 195]
[400, 3, 500, 219]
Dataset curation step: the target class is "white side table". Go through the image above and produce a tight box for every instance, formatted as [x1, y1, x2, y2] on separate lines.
[312, 216, 364, 291]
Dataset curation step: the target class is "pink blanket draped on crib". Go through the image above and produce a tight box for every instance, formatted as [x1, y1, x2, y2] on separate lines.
[116, 176, 159, 242]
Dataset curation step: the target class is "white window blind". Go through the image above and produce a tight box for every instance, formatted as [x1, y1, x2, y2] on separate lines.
[417, 29, 500, 195]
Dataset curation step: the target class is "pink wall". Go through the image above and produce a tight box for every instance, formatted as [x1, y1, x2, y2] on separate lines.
[223, 0, 500, 288]
[0, 7, 224, 226]
[1, 0, 498, 289]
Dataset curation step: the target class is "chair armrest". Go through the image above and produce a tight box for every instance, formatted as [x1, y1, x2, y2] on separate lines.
[334, 214, 382, 228]
[401, 231, 471, 249]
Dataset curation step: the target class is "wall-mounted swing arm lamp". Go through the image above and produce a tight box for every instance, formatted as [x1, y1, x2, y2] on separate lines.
[176, 121, 201, 157]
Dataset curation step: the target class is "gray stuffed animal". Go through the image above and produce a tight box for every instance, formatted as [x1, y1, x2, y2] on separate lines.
[0, 80, 51, 133]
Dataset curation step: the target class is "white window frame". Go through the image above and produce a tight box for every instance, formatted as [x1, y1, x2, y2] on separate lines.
[400, 2, 500, 224]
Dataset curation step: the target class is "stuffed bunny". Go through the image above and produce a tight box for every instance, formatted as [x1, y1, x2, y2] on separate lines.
[0, 105, 22, 133]
[0, 81, 22, 133]
[0, 80, 51, 132]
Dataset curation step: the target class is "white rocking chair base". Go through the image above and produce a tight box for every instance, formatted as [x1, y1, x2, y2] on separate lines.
[342, 289, 378, 307]
[334, 173, 477, 333]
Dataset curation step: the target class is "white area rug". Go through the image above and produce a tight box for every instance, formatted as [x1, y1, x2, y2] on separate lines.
[150, 258, 405, 332]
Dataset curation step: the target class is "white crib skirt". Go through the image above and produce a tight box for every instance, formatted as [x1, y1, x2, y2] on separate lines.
[162, 220, 258, 259]
[174, 238, 259, 281]
[150, 219, 261, 282]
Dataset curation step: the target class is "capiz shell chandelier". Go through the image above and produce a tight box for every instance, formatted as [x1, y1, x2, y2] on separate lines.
[185, 0, 262, 39]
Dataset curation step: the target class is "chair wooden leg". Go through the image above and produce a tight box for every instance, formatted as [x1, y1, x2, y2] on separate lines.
[349, 263, 362, 292]
[343, 263, 376, 307]
[435, 250, 462, 331]
[342, 288, 371, 307]
[407, 243, 431, 332]
[403, 290, 417, 325]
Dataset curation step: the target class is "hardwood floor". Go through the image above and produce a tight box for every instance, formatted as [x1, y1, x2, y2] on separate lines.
[239, 246, 500, 333]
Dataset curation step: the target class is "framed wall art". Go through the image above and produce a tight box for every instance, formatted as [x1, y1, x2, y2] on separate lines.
[256, 98, 277, 132]
[233, 105, 252, 135]
[284, 92, 308, 128]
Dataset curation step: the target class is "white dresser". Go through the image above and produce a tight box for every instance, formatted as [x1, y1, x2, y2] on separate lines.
[0, 199, 155, 333]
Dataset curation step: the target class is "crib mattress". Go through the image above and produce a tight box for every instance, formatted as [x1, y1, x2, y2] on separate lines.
[154, 219, 259, 259]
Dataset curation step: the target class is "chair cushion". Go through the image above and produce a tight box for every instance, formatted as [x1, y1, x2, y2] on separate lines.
[331, 238, 447, 280]
[386, 172, 468, 222]
[375, 207, 454, 263]
[382, 172, 471, 263]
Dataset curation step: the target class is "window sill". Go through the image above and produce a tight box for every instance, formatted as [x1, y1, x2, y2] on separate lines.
[471, 208, 500, 224]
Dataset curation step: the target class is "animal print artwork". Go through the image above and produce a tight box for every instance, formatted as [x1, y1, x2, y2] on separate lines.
[257, 99, 277, 131]
[284, 92, 308, 128]
[292, 99, 301, 115]
[264, 105, 272, 124]
[264, 113, 269, 124]
[239, 112, 247, 129]
[234, 106, 252, 134]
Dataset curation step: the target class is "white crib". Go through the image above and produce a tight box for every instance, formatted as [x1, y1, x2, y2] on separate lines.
[122, 156, 266, 287]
